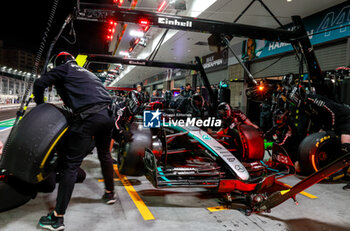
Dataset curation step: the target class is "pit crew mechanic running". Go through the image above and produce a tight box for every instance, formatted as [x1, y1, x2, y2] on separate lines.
[33, 52, 116, 231]
[284, 86, 350, 190]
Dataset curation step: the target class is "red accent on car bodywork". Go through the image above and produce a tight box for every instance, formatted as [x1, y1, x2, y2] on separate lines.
[218, 179, 257, 192]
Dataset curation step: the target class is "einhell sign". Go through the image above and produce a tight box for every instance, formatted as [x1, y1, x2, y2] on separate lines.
[202, 48, 228, 73]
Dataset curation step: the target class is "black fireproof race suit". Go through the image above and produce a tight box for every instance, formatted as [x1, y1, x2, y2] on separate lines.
[303, 94, 350, 135]
[34, 61, 111, 110]
[220, 109, 249, 130]
[113, 106, 134, 142]
[33, 61, 115, 215]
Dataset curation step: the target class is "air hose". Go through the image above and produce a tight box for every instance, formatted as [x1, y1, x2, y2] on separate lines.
[14, 0, 60, 126]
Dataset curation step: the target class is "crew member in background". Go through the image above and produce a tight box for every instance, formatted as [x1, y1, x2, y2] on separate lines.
[144, 91, 150, 103]
[259, 98, 272, 132]
[161, 89, 166, 97]
[136, 84, 145, 103]
[34, 52, 116, 231]
[181, 83, 194, 98]
[113, 90, 143, 143]
[184, 93, 209, 118]
[150, 90, 159, 102]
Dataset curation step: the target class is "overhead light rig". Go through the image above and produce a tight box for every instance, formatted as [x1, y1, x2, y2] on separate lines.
[77, 3, 300, 42]
[76, 3, 322, 90]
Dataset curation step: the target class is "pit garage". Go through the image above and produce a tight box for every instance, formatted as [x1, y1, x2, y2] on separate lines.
[0, 0, 350, 231]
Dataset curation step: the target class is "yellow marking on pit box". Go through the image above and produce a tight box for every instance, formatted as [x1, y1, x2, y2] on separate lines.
[113, 165, 155, 220]
[207, 206, 229, 212]
[98, 178, 120, 182]
[277, 181, 318, 199]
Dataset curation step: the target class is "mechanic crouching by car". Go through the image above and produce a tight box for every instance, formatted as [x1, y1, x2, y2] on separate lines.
[283, 86, 350, 190]
[33, 52, 116, 231]
[215, 103, 260, 160]
[217, 102, 259, 131]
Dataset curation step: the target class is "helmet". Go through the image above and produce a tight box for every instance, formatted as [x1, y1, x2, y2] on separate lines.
[53, 52, 75, 67]
[286, 86, 305, 107]
[127, 90, 142, 114]
[217, 102, 232, 121]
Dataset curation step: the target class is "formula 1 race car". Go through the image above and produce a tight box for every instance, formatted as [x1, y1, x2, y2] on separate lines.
[114, 116, 350, 214]
[114, 118, 298, 214]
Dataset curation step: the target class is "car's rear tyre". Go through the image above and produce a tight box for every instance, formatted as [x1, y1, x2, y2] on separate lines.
[117, 123, 152, 176]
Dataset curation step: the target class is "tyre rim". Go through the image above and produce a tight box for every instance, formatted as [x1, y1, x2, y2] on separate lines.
[314, 145, 334, 171]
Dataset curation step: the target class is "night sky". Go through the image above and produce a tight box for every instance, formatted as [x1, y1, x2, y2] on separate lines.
[0, 0, 111, 57]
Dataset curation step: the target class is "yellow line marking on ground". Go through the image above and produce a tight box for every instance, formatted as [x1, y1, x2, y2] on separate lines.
[207, 206, 229, 212]
[113, 165, 155, 220]
[98, 178, 120, 182]
[277, 181, 318, 199]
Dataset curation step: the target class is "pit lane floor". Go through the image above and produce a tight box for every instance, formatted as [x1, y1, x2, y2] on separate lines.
[0, 118, 350, 231]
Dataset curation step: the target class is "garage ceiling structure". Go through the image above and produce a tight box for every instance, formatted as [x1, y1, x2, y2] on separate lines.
[106, 0, 346, 87]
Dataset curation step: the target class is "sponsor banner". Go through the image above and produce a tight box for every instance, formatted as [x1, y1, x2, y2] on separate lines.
[158, 17, 193, 28]
[202, 48, 228, 73]
[242, 2, 350, 60]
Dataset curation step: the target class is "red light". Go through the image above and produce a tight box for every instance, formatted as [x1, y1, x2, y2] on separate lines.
[135, 38, 140, 44]
[113, 0, 124, 6]
[129, 47, 134, 52]
[139, 18, 150, 31]
[157, 0, 167, 12]
[106, 19, 117, 42]
[139, 19, 149, 25]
